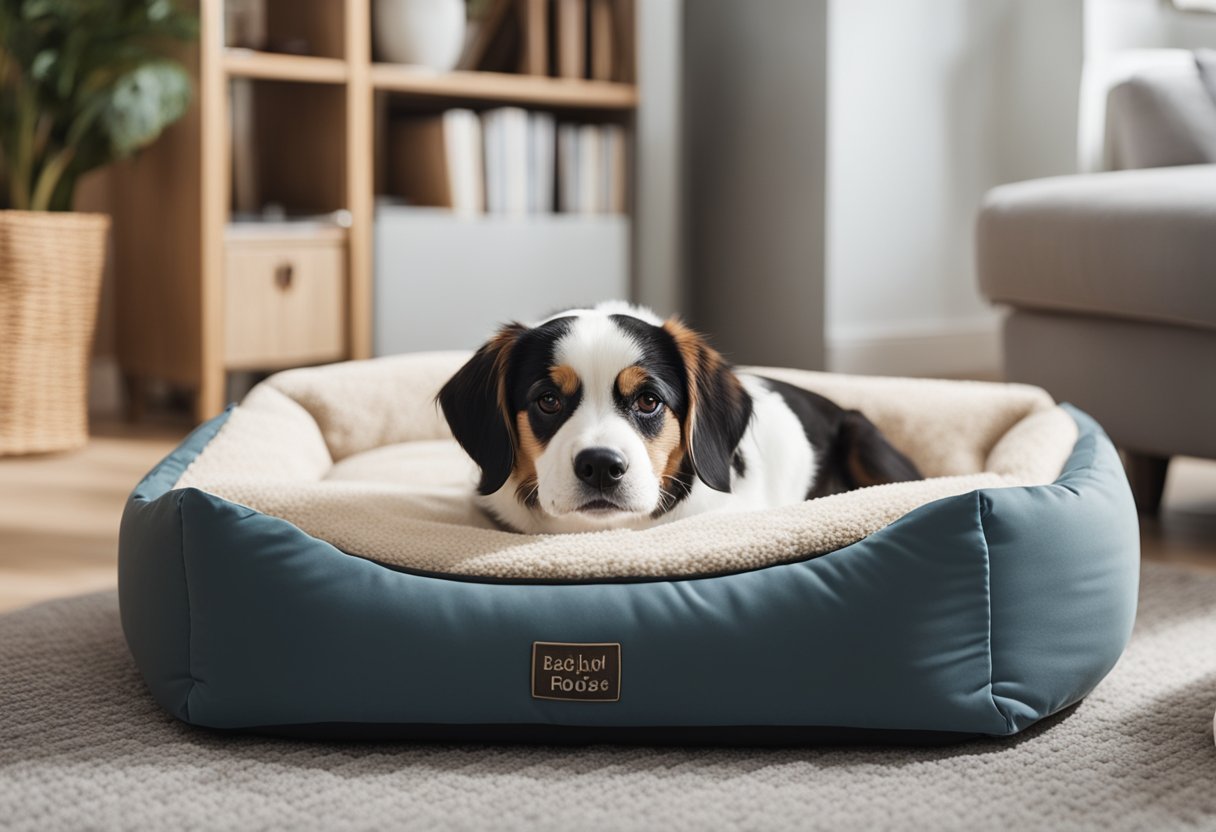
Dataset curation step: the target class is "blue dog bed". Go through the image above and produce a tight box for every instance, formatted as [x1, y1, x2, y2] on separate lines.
[118, 357, 1139, 744]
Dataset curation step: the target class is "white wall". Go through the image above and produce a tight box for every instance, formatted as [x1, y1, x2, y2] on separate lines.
[634, 0, 684, 317]
[824, 0, 1085, 376]
[683, 0, 828, 369]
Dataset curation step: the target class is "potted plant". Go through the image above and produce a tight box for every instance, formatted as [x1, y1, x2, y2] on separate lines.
[0, 0, 196, 455]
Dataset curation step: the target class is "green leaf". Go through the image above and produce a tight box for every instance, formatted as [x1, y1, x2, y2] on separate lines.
[100, 60, 191, 157]
[2, 0, 197, 209]
[147, 0, 171, 22]
[29, 49, 55, 81]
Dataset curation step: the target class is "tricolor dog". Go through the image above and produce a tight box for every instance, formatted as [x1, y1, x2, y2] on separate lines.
[438, 303, 921, 534]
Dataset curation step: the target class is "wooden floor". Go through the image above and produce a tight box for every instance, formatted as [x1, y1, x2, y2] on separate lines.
[1, 424, 1215, 614]
[0, 422, 184, 613]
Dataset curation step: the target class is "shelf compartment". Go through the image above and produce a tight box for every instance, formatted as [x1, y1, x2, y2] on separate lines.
[229, 80, 347, 216]
[224, 49, 348, 84]
[224, 0, 346, 60]
[369, 65, 639, 110]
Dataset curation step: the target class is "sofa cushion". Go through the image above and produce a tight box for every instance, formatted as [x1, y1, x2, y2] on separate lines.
[1197, 49, 1216, 104]
[1106, 63, 1216, 168]
[977, 165, 1216, 331]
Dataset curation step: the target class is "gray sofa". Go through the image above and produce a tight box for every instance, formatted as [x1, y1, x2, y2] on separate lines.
[978, 50, 1216, 513]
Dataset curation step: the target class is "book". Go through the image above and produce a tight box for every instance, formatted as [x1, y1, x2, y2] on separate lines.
[614, 0, 635, 82]
[519, 0, 549, 76]
[601, 123, 627, 214]
[557, 122, 628, 215]
[529, 111, 556, 214]
[388, 110, 484, 216]
[558, 123, 580, 213]
[482, 109, 504, 213]
[555, 0, 586, 79]
[482, 107, 530, 216]
[230, 78, 260, 214]
[577, 123, 602, 214]
[589, 0, 615, 81]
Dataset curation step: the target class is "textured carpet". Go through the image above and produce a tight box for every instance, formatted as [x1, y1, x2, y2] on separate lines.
[1, 564, 1214, 832]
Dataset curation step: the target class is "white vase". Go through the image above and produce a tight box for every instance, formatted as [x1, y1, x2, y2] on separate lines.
[374, 0, 467, 71]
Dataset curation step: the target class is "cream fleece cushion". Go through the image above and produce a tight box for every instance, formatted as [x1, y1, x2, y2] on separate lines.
[174, 353, 1078, 580]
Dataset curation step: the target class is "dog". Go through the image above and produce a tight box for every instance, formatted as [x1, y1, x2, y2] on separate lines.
[438, 302, 922, 534]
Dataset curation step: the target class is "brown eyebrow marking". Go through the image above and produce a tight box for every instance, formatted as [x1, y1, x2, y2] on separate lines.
[549, 364, 580, 396]
[616, 365, 649, 398]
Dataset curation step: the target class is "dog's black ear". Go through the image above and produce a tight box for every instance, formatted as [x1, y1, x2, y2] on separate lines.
[663, 317, 753, 493]
[438, 324, 527, 495]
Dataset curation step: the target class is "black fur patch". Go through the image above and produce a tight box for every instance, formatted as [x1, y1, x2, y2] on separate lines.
[686, 368, 753, 493]
[609, 315, 688, 419]
[762, 377, 922, 498]
[507, 317, 581, 446]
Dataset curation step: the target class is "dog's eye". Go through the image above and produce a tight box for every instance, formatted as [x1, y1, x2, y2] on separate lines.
[536, 392, 563, 415]
[634, 393, 662, 414]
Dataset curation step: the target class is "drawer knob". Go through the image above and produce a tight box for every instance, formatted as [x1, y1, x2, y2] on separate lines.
[274, 262, 295, 290]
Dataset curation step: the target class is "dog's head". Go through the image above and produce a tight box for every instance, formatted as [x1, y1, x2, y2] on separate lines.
[438, 304, 752, 529]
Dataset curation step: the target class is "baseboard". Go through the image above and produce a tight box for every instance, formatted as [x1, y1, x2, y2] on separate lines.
[826, 317, 1003, 378]
[88, 355, 123, 418]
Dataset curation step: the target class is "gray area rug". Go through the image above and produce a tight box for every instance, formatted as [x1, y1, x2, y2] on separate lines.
[1, 563, 1214, 832]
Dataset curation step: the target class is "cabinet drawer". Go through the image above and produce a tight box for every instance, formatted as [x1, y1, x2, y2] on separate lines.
[224, 235, 346, 369]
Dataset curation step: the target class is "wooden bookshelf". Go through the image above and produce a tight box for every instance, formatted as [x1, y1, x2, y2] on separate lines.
[370, 65, 638, 109]
[110, 0, 639, 422]
[223, 49, 349, 84]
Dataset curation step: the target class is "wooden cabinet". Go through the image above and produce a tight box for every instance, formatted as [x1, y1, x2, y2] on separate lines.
[224, 229, 346, 369]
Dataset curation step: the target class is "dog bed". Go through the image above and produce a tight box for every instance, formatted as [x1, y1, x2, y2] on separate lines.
[119, 353, 1140, 743]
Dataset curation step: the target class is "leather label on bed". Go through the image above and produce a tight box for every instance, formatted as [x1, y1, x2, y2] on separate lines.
[531, 642, 621, 702]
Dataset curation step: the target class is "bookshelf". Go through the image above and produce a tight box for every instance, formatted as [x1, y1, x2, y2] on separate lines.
[369, 65, 638, 108]
[110, 0, 639, 422]
[223, 50, 350, 83]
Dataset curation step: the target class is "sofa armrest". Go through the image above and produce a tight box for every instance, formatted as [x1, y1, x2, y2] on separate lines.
[977, 165, 1216, 331]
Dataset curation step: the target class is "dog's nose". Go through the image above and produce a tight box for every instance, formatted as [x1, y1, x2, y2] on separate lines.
[574, 447, 628, 490]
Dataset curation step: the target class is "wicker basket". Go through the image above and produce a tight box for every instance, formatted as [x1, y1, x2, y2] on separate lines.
[0, 210, 110, 455]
